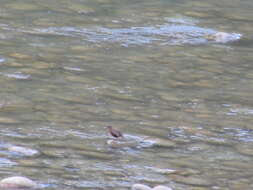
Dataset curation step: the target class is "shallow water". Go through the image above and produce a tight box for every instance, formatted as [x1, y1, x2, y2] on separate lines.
[0, 0, 253, 189]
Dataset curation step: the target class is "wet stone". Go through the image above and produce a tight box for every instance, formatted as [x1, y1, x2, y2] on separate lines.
[141, 177, 168, 184]
[7, 146, 39, 156]
[107, 139, 138, 148]
[152, 168, 177, 175]
[168, 169, 201, 177]
[158, 92, 181, 102]
[153, 185, 173, 190]
[5, 72, 30, 80]
[132, 184, 152, 190]
[0, 176, 37, 189]
[206, 32, 241, 43]
[132, 184, 174, 190]
[63, 66, 84, 72]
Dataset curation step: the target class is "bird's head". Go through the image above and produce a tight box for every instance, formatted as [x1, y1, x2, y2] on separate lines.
[106, 126, 112, 129]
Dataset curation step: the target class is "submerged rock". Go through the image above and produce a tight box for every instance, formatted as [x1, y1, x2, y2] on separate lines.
[132, 184, 152, 190]
[106, 135, 176, 149]
[106, 139, 138, 148]
[0, 176, 37, 188]
[206, 32, 241, 43]
[132, 184, 173, 190]
[8, 146, 39, 156]
[153, 185, 173, 190]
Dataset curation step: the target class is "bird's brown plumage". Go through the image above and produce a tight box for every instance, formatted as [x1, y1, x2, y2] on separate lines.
[106, 126, 123, 138]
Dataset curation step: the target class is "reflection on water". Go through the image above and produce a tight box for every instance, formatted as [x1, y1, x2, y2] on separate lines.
[0, 0, 253, 189]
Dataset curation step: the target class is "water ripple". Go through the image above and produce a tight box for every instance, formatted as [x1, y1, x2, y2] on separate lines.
[0, 158, 17, 167]
[7, 19, 241, 46]
[227, 108, 253, 116]
[0, 57, 5, 63]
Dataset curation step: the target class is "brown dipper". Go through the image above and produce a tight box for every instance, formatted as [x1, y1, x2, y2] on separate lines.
[106, 126, 123, 138]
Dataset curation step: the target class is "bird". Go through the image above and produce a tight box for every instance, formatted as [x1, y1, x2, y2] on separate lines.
[106, 126, 123, 138]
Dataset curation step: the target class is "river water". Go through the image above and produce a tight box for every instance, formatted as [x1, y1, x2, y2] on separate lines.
[0, 0, 253, 190]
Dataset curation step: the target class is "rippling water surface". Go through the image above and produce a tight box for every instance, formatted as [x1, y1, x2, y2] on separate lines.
[0, 0, 253, 189]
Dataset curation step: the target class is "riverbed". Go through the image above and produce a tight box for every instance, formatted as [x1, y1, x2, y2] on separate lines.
[0, 0, 253, 189]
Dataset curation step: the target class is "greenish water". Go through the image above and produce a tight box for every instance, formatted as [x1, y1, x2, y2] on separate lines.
[0, 0, 253, 189]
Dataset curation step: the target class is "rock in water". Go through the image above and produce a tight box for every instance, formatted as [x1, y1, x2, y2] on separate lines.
[153, 185, 173, 190]
[8, 146, 39, 156]
[132, 184, 152, 190]
[132, 184, 173, 190]
[206, 32, 241, 43]
[107, 139, 138, 148]
[0, 176, 37, 188]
